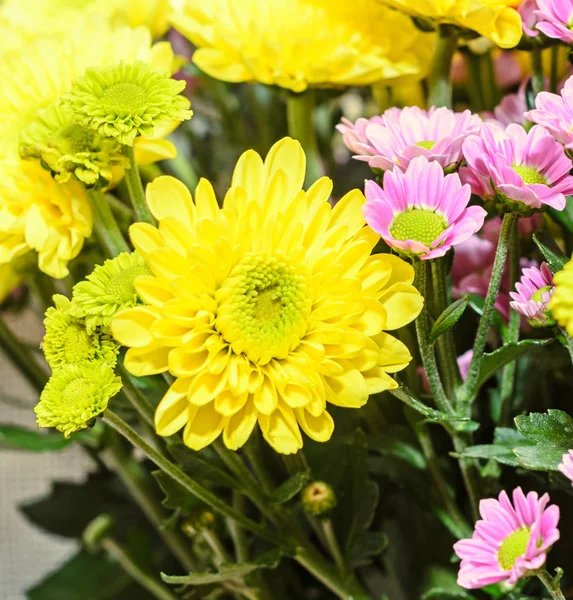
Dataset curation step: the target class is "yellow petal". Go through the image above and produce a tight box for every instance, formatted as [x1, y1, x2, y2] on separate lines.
[223, 399, 258, 450]
[194, 178, 219, 220]
[215, 391, 248, 417]
[258, 402, 303, 455]
[324, 361, 368, 408]
[134, 138, 177, 165]
[379, 283, 423, 330]
[112, 306, 160, 347]
[362, 367, 399, 394]
[263, 138, 305, 200]
[329, 189, 365, 238]
[375, 332, 413, 373]
[231, 149, 265, 201]
[129, 222, 164, 257]
[187, 370, 228, 406]
[124, 344, 170, 376]
[155, 380, 192, 436]
[295, 408, 334, 443]
[183, 402, 228, 451]
[146, 176, 195, 226]
[135, 275, 174, 307]
[253, 375, 278, 415]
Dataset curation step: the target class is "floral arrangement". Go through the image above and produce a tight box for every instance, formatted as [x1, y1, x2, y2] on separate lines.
[4, 1, 573, 599]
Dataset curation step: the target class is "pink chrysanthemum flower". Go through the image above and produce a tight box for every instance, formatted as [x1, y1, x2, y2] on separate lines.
[338, 106, 482, 172]
[519, 0, 540, 36]
[510, 262, 555, 327]
[484, 82, 528, 128]
[534, 0, 573, 42]
[526, 76, 573, 149]
[454, 488, 560, 590]
[461, 123, 573, 213]
[558, 450, 573, 485]
[363, 156, 487, 260]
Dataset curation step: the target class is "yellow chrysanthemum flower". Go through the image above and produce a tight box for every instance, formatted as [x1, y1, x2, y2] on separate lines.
[111, 138, 423, 454]
[376, 0, 523, 49]
[550, 259, 573, 336]
[170, 0, 434, 93]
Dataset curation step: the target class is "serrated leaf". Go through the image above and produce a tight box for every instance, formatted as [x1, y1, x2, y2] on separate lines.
[270, 469, 311, 504]
[0, 425, 71, 452]
[533, 232, 568, 274]
[456, 444, 520, 467]
[430, 296, 469, 343]
[161, 549, 283, 585]
[152, 470, 204, 514]
[513, 446, 566, 471]
[477, 339, 552, 389]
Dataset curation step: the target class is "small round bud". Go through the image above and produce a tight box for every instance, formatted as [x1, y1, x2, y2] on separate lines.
[182, 510, 216, 537]
[301, 481, 337, 517]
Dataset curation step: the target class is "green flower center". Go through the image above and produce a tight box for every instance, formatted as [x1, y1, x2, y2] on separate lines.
[216, 253, 312, 365]
[390, 209, 448, 247]
[61, 377, 94, 409]
[416, 140, 436, 150]
[498, 527, 531, 571]
[531, 285, 553, 302]
[52, 123, 104, 155]
[512, 165, 548, 185]
[63, 323, 93, 363]
[108, 264, 152, 303]
[101, 83, 147, 115]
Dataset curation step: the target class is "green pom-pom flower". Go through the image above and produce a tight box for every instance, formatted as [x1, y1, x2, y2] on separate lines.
[71, 252, 152, 332]
[61, 61, 193, 146]
[42, 295, 119, 368]
[34, 363, 122, 438]
[20, 103, 128, 189]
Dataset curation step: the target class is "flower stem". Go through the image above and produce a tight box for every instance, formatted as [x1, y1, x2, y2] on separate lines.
[88, 190, 130, 257]
[537, 569, 566, 600]
[104, 431, 197, 572]
[531, 42, 545, 97]
[286, 91, 324, 186]
[562, 329, 573, 367]
[499, 224, 520, 426]
[427, 25, 459, 109]
[413, 261, 453, 415]
[101, 536, 180, 600]
[124, 145, 154, 224]
[461, 213, 517, 408]
[0, 315, 48, 393]
[118, 361, 155, 426]
[431, 259, 461, 403]
[321, 519, 346, 574]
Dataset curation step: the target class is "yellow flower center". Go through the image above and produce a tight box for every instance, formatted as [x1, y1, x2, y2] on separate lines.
[498, 527, 531, 571]
[101, 83, 147, 115]
[416, 140, 436, 150]
[63, 322, 94, 363]
[108, 264, 152, 303]
[61, 377, 94, 409]
[390, 209, 448, 247]
[512, 165, 548, 185]
[215, 253, 312, 365]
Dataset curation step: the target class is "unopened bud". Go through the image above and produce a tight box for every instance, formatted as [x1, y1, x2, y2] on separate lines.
[301, 481, 337, 517]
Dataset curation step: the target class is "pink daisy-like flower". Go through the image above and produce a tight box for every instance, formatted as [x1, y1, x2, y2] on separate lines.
[526, 76, 573, 149]
[534, 0, 573, 42]
[338, 106, 482, 172]
[363, 156, 487, 260]
[519, 0, 540, 36]
[510, 262, 555, 327]
[461, 123, 573, 212]
[484, 82, 528, 128]
[558, 450, 573, 486]
[454, 488, 560, 590]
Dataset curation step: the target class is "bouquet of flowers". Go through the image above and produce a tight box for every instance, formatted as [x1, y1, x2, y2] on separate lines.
[4, 0, 573, 598]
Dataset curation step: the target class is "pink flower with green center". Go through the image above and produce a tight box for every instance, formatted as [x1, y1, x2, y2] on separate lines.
[484, 81, 528, 128]
[338, 106, 482, 172]
[510, 262, 555, 327]
[461, 123, 573, 212]
[526, 76, 573, 149]
[363, 156, 487, 260]
[454, 487, 560, 590]
[534, 0, 573, 42]
[558, 450, 573, 485]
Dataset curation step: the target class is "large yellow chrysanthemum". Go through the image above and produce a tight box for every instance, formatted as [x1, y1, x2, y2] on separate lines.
[376, 0, 523, 49]
[112, 138, 423, 454]
[550, 258, 573, 337]
[0, 23, 181, 278]
[170, 0, 434, 93]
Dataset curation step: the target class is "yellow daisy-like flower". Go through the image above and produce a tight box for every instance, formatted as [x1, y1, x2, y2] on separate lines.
[549, 258, 573, 336]
[170, 0, 434, 93]
[376, 0, 523, 49]
[112, 138, 423, 454]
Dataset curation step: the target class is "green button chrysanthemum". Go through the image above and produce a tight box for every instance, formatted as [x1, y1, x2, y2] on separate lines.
[71, 252, 152, 332]
[35, 363, 122, 438]
[42, 295, 119, 368]
[61, 61, 193, 146]
[20, 103, 128, 189]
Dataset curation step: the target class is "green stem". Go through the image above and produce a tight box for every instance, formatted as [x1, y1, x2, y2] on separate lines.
[118, 362, 155, 426]
[563, 330, 573, 367]
[427, 26, 459, 108]
[550, 46, 559, 93]
[88, 190, 130, 257]
[499, 225, 520, 426]
[165, 143, 199, 192]
[413, 261, 453, 414]
[244, 433, 277, 495]
[228, 492, 249, 562]
[480, 50, 499, 110]
[203, 528, 232, 565]
[389, 387, 450, 423]
[431, 259, 461, 403]
[451, 435, 481, 522]
[105, 432, 197, 572]
[532, 43, 545, 97]
[101, 536, 179, 600]
[321, 520, 346, 574]
[282, 451, 310, 476]
[286, 91, 324, 186]
[463, 51, 485, 112]
[461, 213, 517, 408]
[0, 315, 48, 393]
[124, 145, 154, 224]
[537, 569, 566, 600]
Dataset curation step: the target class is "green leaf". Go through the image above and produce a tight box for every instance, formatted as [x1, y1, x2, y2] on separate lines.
[0, 425, 71, 451]
[515, 409, 573, 445]
[533, 232, 569, 274]
[270, 469, 311, 504]
[429, 296, 469, 343]
[367, 435, 426, 469]
[26, 549, 148, 600]
[549, 197, 573, 235]
[161, 549, 283, 585]
[513, 446, 566, 471]
[422, 590, 477, 600]
[477, 339, 552, 389]
[456, 443, 520, 467]
[152, 470, 204, 514]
